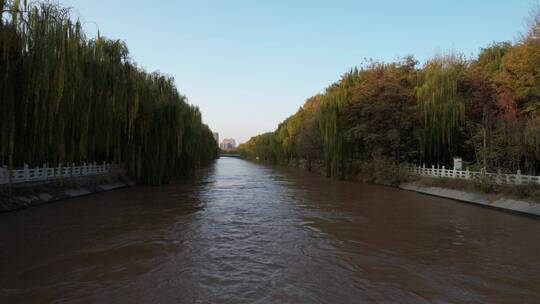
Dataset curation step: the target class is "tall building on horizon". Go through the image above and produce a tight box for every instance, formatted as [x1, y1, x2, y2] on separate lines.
[213, 132, 219, 145]
[220, 138, 236, 151]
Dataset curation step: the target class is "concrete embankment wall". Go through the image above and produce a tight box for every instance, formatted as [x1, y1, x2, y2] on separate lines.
[0, 179, 134, 213]
[400, 183, 540, 217]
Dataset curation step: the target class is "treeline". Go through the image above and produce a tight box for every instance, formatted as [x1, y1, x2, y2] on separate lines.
[240, 13, 540, 183]
[0, 1, 217, 185]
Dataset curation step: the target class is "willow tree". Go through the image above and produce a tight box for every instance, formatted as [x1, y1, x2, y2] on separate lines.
[0, 0, 24, 170]
[276, 111, 303, 163]
[416, 55, 466, 161]
[238, 132, 283, 163]
[318, 70, 358, 179]
[0, 0, 217, 185]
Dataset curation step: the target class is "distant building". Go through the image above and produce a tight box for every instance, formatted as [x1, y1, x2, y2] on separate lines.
[220, 138, 236, 151]
[213, 132, 219, 145]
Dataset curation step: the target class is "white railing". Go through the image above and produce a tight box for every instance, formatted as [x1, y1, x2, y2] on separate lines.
[0, 162, 111, 185]
[411, 165, 540, 185]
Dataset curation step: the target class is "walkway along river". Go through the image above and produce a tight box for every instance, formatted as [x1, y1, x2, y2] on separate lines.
[0, 157, 539, 303]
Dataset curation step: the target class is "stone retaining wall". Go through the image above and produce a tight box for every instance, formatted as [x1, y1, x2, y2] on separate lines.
[0, 178, 134, 212]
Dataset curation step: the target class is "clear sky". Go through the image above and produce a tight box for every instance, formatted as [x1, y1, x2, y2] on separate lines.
[62, 0, 535, 143]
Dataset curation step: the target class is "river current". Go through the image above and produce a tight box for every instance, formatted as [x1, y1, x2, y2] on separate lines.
[0, 157, 539, 303]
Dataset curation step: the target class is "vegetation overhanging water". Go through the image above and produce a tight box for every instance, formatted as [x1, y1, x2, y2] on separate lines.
[0, 0, 217, 185]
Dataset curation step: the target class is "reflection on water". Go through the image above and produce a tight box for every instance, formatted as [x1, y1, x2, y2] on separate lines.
[0, 158, 539, 303]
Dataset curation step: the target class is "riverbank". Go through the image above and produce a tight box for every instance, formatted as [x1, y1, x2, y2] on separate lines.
[276, 158, 540, 217]
[400, 182, 540, 217]
[0, 175, 135, 213]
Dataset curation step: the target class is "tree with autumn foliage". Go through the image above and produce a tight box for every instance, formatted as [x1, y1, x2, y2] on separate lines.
[239, 10, 540, 178]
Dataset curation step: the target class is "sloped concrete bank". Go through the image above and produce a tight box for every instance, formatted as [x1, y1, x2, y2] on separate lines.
[0, 179, 135, 213]
[400, 183, 540, 217]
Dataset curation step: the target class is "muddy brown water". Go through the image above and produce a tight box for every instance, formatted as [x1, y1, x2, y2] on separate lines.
[0, 157, 539, 303]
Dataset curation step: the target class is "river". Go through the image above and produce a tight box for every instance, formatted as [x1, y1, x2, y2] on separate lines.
[0, 157, 539, 303]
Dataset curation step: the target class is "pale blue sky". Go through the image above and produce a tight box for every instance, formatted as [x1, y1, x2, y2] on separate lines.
[62, 0, 535, 143]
